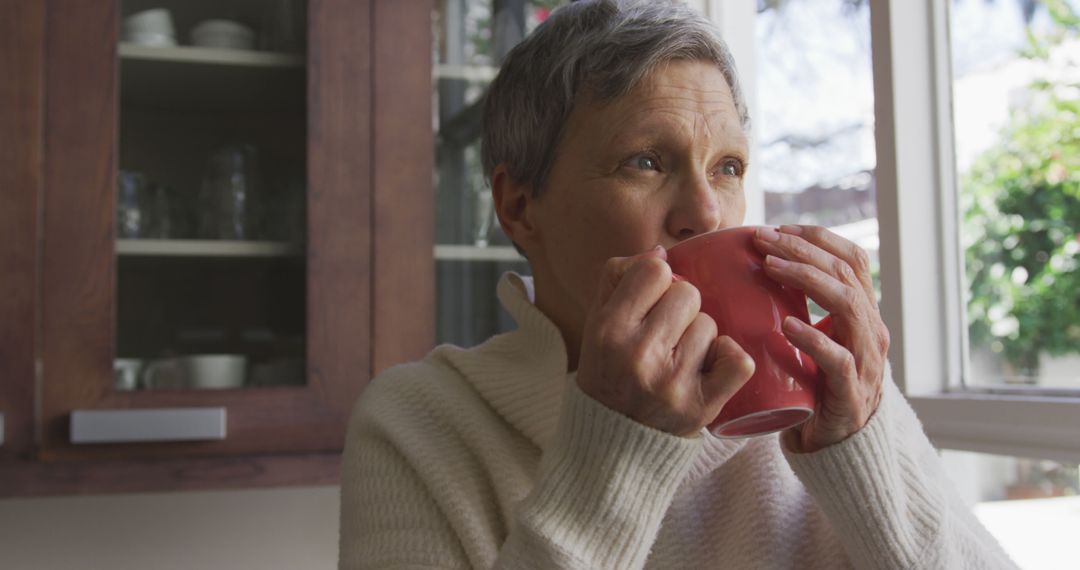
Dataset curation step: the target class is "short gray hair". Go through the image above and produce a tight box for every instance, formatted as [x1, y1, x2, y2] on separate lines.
[481, 0, 750, 197]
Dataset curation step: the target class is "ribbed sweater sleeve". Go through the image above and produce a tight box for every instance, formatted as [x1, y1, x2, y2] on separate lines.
[495, 381, 701, 569]
[783, 373, 1019, 569]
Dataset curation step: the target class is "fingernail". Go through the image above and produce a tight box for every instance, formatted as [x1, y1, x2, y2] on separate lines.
[652, 244, 668, 260]
[765, 255, 789, 268]
[757, 227, 781, 242]
[783, 316, 806, 331]
[779, 225, 802, 235]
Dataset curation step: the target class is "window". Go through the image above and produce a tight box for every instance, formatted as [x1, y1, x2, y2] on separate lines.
[950, 0, 1080, 391]
[936, 5, 1080, 559]
[866, 0, 1080, 470]
[754, 0, 880, 298]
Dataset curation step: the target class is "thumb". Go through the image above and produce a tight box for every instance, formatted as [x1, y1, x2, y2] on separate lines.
[594, 245, 668, 308]
[700, 335, 755, 416]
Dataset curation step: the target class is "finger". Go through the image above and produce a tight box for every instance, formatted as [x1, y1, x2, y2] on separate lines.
[700, 336, 755, 417]
[671, 312, 717, 380]
[641, 280, 703, 349]
[781, 316, 859, 400]
[595, 245, 667, 306]
[767, 256, 885, 375]
[596, 246, 669, 315]
[603, 256, 675, 324]
[779, 225, 876, 305]
[762, 255, 858, 318]
[754, 227, 863, 295]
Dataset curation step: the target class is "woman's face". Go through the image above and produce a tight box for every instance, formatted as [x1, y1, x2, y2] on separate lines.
[523, 59, 749, 338]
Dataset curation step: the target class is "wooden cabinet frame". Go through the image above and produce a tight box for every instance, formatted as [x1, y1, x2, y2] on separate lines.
[0, 0, 433, 496]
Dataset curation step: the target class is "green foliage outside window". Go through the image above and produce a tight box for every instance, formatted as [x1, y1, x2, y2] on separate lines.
[962, 0, 1080, 378]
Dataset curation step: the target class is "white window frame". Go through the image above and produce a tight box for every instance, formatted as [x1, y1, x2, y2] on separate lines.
[871, 0, 1080, 463]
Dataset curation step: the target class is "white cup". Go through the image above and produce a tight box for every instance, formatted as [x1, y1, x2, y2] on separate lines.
[185, 355, 247, 389]
[113, 358, 143, 391]
[122, 9, 177, 46]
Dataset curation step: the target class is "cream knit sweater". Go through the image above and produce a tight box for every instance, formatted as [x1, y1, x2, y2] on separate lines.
[340, 273, 1017, 569]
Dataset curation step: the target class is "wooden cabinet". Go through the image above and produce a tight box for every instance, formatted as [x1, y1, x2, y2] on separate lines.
[0, 0, 432, 496]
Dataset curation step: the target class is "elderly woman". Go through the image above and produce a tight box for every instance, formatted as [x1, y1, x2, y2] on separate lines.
[339, 1, 1016, 568]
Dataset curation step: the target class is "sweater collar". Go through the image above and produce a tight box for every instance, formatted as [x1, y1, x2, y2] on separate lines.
[450, 272, 570, 452]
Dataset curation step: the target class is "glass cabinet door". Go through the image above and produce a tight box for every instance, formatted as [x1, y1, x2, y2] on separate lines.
[36, 0, 379, 465]
[27, 0, 409, 481]
[115, 0, 308, 392]
[431, 0, 565, 347]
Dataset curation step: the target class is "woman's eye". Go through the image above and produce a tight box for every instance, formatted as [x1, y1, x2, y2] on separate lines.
[721, 160, 744, 177]
[631, 154, 660, 171]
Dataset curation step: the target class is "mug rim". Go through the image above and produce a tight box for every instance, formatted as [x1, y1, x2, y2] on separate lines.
[668, 224, 767, 253]
[710, 406, 814, 439]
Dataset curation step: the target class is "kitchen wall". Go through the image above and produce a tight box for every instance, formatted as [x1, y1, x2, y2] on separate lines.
[0, 486, 339, 569]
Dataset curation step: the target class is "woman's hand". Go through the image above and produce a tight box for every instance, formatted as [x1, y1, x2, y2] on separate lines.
[753, 225, 891, 453]
[576, 247, 757, 437]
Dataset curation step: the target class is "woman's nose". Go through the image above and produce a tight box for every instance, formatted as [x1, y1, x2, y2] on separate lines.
[665, 173, 724, 240]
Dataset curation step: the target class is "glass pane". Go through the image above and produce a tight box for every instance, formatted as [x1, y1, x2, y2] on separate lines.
[756, 0, 879, 304]
[951, 0, 1080, 389]
[432, 0, 566, 347]
[941, 450, 1079, 569]
[115, 0, 308, 390]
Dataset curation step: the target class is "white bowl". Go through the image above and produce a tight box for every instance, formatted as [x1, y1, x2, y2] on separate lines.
[190, 20, 255, 50]
[123, 8, 175, 36]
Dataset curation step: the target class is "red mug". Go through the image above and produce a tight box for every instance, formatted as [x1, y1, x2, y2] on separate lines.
[666, 226, 833, 438]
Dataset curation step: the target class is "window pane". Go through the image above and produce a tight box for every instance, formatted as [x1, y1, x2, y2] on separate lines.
[951, 0, 1080, 389]
[756, 0, 879, 300]
[941, 450, 1079, 569]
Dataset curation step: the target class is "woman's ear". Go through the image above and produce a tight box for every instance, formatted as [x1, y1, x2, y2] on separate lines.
[491, 165, 537, 253]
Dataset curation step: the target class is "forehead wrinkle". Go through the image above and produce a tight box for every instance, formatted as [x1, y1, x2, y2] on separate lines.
[618, 91, 740, 134]
[584, 63, 747, 157]
[631, 93, 737, 113]
[605, 106, 745, 153]
[640, 74, 731, 94]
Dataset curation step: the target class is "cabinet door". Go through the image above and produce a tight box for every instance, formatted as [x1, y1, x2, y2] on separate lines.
[38, 0, 375, 461]
[432, 0, 566, 347]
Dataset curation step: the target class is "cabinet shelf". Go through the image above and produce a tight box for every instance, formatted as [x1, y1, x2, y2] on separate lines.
[434, 244, 524, 262]
[116, 239, 302, 258]
[119, 43, 305, 112]
[119, 43, 305, 68]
